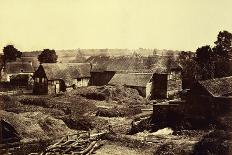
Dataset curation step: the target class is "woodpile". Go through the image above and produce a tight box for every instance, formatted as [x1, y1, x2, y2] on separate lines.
[42, 131, 105, 155]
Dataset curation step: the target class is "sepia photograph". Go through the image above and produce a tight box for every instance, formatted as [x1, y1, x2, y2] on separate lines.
[0, 0, 232, 154]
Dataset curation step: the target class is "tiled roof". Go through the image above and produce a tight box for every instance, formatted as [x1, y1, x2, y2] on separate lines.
[198, 76, 232, 97]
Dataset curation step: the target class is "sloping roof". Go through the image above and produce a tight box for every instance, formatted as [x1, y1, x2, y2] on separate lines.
[149, 57, 182, 73]
[20, 57, 40, 69]
[88, 56, 181, 73]
[198, 76, 232, 97]
[5, 62, 34, 74]
[38, 63, 91, 84]
[108, 73, 153, 87]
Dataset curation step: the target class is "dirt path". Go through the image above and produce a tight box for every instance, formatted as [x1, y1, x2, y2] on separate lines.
[95, 143, 150, 155]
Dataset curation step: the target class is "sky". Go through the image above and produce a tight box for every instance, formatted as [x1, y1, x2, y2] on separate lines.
[0, 0, 232, 52]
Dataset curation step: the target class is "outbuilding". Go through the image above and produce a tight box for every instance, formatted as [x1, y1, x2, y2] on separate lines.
[109, 73, 153, 99]
[33, 63, 91, 95]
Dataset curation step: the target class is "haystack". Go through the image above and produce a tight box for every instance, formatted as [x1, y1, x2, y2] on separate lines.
[0, 110, 75, 143]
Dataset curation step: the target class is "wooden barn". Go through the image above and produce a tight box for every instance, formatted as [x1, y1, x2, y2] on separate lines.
[108, 73, 153, 98]
[33, 63, 91, 95]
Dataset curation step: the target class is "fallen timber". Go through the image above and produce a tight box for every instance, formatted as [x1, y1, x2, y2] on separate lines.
[41, 131, 106, 155]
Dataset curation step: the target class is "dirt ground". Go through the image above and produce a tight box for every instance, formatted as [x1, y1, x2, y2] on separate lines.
[95, 143, 150, 155]
[0, 86, 221, 154]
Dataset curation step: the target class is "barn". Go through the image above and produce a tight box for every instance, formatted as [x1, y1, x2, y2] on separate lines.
[88, 55, 182, 99]
[33, 63, 91, 95]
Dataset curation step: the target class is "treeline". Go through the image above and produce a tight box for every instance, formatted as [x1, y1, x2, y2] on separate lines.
[1, 45, 58, 64]
[178, 30, 232, 88]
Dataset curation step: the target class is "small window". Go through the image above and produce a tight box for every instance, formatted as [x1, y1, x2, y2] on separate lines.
[21, 69, 24, 72]
[35, 78, 39, 83]
[77, 78, 81, 81]
[41, 78, 44, 83]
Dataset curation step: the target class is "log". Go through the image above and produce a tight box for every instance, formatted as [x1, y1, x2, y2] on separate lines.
[75, 141, 97, 155]
[86, 141, 104, 155]
[46, 137, 66, 150]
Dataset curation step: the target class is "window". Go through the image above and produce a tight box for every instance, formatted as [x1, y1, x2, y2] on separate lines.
[35, 78, 39, 83]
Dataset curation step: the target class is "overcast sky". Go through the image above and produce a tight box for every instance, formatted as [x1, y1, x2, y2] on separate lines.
[0, 0, 231, 52]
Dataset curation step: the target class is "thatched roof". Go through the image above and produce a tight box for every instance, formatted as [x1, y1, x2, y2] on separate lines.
[5, 62, 34, 74]
[35, 63, 91, 85]
[88, 56, 181, 73]
[198, 76, 232, 97]
[20, 57, 40, 69]
[108, 73, 153, 87]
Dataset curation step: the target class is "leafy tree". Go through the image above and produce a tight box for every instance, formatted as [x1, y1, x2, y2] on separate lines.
[195, 45, 215, 80]
[213, 30, 232, 59]
[213, 31, 232, 77]
[38, 49, 58, 63]
[3, 45, 22, 63]
[195, 45, 214, 64]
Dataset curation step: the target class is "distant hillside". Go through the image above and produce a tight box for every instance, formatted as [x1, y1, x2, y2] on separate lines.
[22, 48, 182, 58]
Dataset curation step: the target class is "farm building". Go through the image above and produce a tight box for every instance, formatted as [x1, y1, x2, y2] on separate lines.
[150, 58, 183, 99]
[89, 55, 182, 99]
[108, 73, 153, 98]
[90, 63, 116, 86]
[1, 62, 34, 86]
[33, 63, 91, 95]
[190, 76, 232, 97]
[188, 76, 232, 117]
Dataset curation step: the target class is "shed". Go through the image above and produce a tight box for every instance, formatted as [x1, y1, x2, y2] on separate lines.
[108, 73, 153, 98]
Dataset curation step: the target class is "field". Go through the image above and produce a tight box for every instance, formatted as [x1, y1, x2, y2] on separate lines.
[0, 85, 231, 154]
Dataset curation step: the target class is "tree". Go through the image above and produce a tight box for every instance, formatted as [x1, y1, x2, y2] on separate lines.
[212, 31, 232, 77]
[3, 45, 22, 63]
[195, 45, 215, 80]
[213, 30, 232, 59]
[195, 45, 214, 64]
[38, 49, 58, 63]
